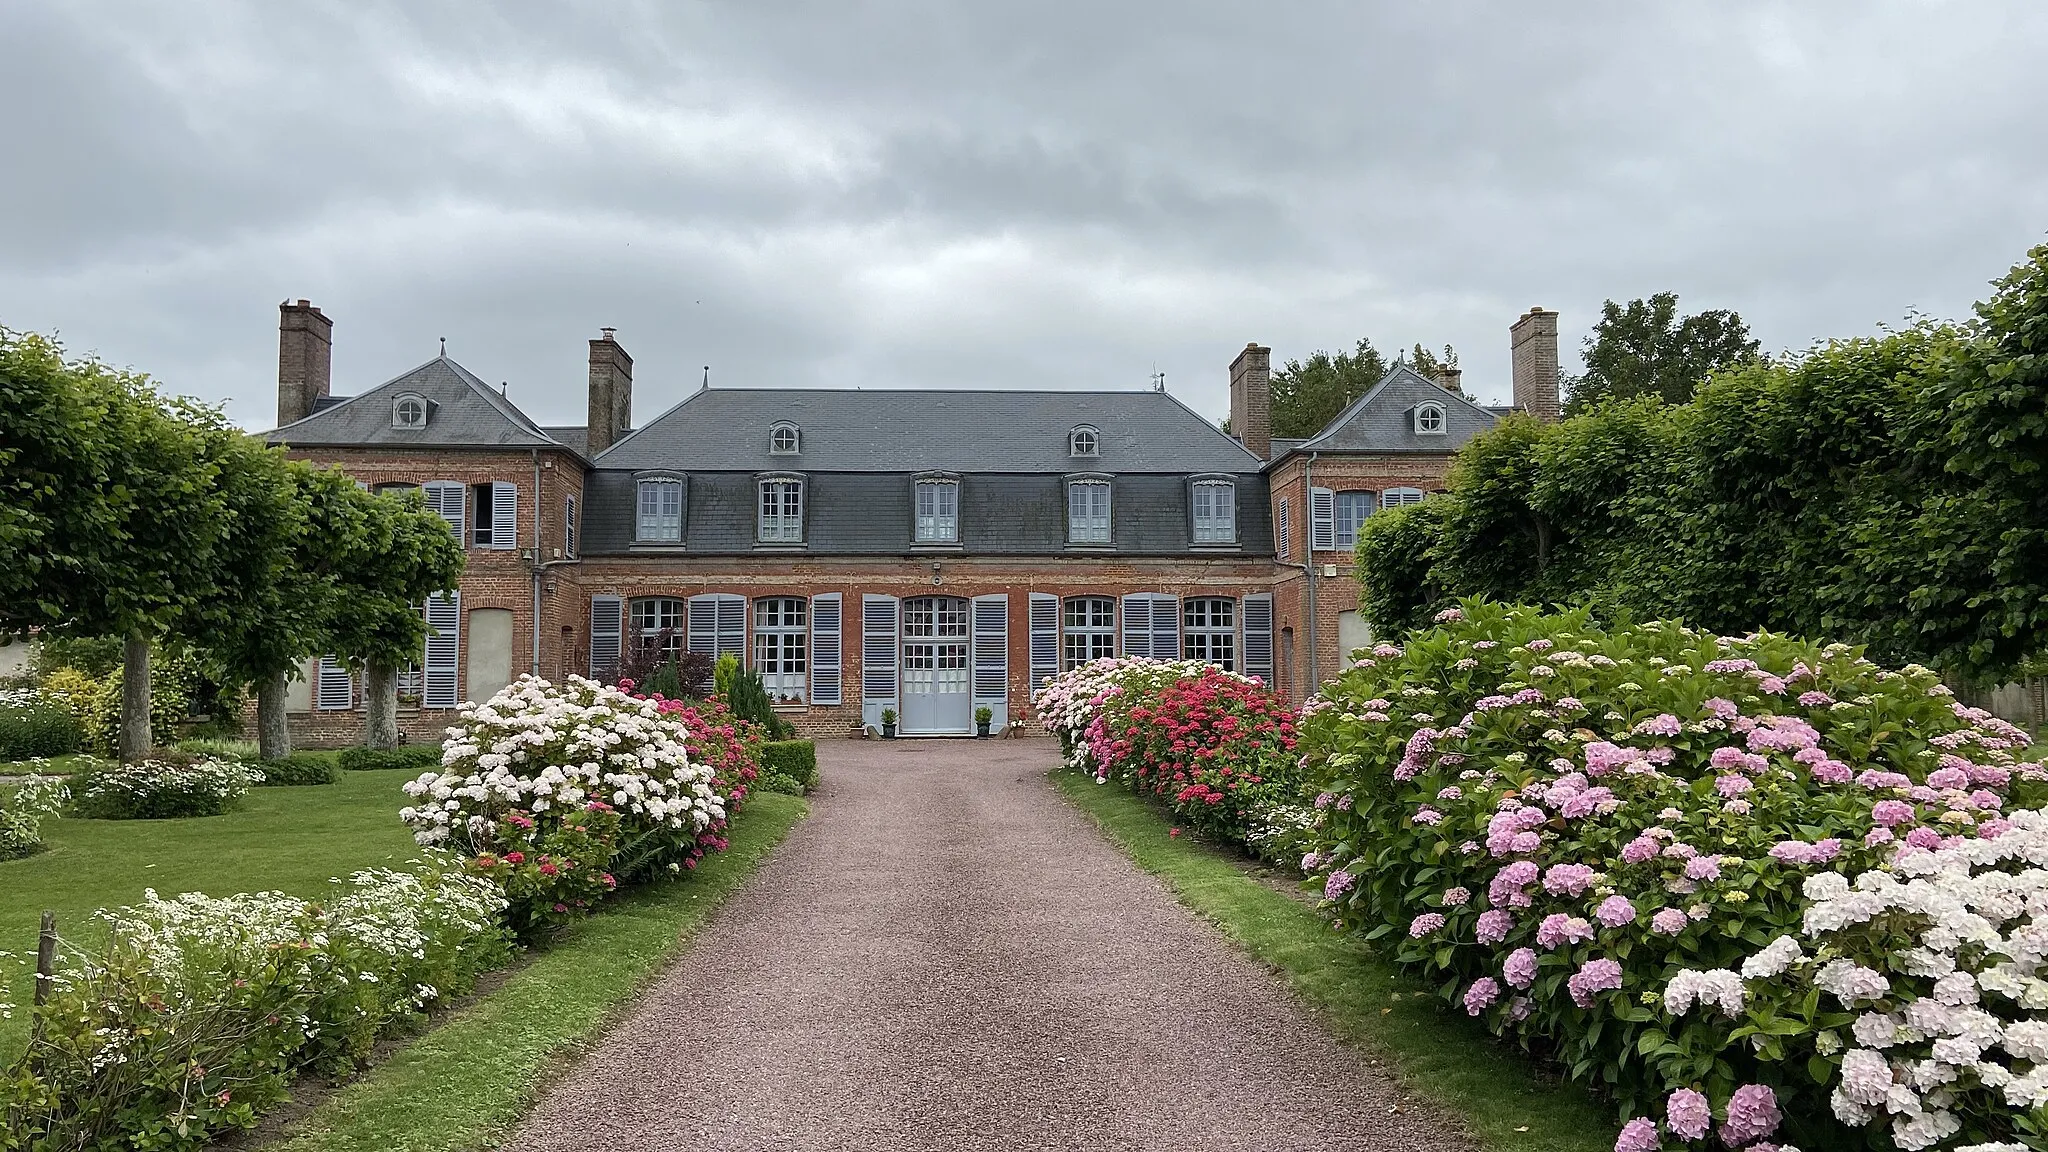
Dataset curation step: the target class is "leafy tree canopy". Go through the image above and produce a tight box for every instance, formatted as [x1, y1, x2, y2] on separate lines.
[1562, 292, 1760, 415]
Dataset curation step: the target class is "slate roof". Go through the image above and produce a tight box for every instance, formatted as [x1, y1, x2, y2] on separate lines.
[265, 356, 576, 452]
[1284, 365, 1500, 456]
[541, 426, 593, 456]
[594, 387, 1263, 474]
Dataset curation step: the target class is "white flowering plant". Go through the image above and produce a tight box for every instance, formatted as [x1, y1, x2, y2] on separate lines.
[1299, 600, 2047, 1151]
[401, 675, 725, 888]
[0, 774, 69, 860]
[1, 860, 509, 1150]
[69, 753, 260, 819]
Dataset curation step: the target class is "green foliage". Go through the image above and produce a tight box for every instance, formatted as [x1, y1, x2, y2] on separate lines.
[0, 693, 80, 760]
[759, 739, 817, 790]
[1562, 292, 1760, 414]
[66, 648, 198, 755]
[1358, 242, 2048, 681]
[0, 775, 69, 861]
[716, 656, 791, 738]
[754, 770, 806, 796]
[464, 806, 620, 940]
[250, 753, 340, 786]
[25, 636, 121, 680]
[1269, 338, 1391, 438]
[69, 752, 258, 819]
[1401, 343, 1463, 396]
[336, 744, 442, 773]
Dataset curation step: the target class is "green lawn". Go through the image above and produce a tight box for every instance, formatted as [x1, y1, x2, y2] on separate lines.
[267, 791, 808, 1152]
[0, 752, 104, 777]
[0, 767, 422, 1061]
[1055, 772, 1618, 1152]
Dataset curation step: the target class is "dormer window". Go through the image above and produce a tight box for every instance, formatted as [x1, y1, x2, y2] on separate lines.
[1069, 426, 1099, 457]
[1414, 401, 1446, 435]
[393, 393, 428, 429]
[770, 423, 801, 454]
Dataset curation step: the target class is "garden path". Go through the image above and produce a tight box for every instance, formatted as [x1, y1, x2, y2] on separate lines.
[510, 739, 1467, 1152]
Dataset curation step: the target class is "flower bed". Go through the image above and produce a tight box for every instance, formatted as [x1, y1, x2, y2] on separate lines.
[647, 695, 763, 870]
[0, 689, 81, 760]
[1038, 658, 1304, 855]
[1297, 601, 2048, 1152]
[2, 860, 509, 1150]
[0, 774, 69, 859]
[69, 753, 260, 819]
[401, 676, 725, 933]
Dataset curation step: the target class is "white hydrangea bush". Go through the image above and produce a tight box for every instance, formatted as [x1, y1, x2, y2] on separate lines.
[401, 675, 724, 882]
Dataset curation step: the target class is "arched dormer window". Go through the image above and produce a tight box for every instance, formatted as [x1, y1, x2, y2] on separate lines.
[770, 422, 800, 454]
[1069, 425, 1099, 457]
[393, 392, 428, 429]
[1414, 401, 1446, 435]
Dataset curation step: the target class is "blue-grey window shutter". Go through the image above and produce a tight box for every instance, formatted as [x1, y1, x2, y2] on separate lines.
[1310, 486, 1336, 551]
[971, 595, 1008, 704]
[565, 495, 578, 558]
[1120, 593, 1152, 659]
[424, 481, 466, 545]
[1242, 593, 1274, 684]
[1028, 593, 1059, 693]
[491, 482, 518, 550]
[687, 595, 719, 656]
[716, 594, 746, 659]
[423, 592, 461, 707]
[1150, 594, 1180, 662]
[589, 595, 623, 679]
[1276, 498, 1290, 559]
[810, 593, 842, 705]
[862, 595, 898, 703]
[316, 655, 353, 710]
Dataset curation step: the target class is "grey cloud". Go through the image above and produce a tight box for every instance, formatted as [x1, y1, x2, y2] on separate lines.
[3, 0, 2044, 434]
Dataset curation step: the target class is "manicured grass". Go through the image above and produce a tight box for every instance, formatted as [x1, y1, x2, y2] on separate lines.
[0, 752, 105, 777]
[265, 791, 809, 1152]
[1055, 772, 1617, 1152]
[0, 766, 420, 1061]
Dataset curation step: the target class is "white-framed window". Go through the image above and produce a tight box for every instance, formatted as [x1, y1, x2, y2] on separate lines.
[393, 393, 427, 429]
[1414, 401, 1447, 435]
[1067, 479, 1111, 544]
[758, 477, 804, 542]
[564, 494, 578, 558]
[914, 478, 959, 543]
[1069, 426, 1098, 457]
[636, 478, 683, 542]
[1062, 596, 1116, 670]
[630, 597, 685, 657]
[770, 423, 800, 455]
[753, 597, 808, 702]
[1334, 490, 1376, 549]
[1191, 479, 1236, 544]
[1382, 487, 1426, 509]
[1183, 598, 1236, 670]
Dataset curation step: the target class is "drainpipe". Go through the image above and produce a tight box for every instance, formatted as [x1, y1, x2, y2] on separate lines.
[1303, 452, 1319, 695]
[530, 450, 543, 676]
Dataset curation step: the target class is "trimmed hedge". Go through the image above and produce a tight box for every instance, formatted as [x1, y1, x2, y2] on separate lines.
[337, 745, 443, 773]
[760, 739, 817, 791]
[0, 695, 81, 760]
[250, 752, 339, 786]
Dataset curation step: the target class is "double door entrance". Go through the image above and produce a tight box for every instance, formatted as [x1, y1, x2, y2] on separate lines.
[900, 596, 972, 735]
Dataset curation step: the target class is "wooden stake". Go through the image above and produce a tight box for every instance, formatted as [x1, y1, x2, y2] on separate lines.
[33, 911, 55, 1008]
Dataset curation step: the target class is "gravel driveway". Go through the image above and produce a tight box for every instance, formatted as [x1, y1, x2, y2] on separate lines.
[509, 738, 1467, 1152]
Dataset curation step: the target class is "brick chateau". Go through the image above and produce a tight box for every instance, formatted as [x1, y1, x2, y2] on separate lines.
[264, 301, 1559, 742]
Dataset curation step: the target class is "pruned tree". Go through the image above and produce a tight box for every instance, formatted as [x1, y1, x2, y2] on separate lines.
[1562, 292, 1760, 415]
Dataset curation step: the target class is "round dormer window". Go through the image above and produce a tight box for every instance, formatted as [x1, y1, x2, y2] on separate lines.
[770, 423, 800, 454]
[1069, 426, 1099, 457]
[1415, 402, 1446, 435]
[394, 395, 427, 429]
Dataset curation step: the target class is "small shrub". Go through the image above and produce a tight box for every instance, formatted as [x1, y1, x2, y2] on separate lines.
[1, 860, 510, 1148]
[250, 752, 339, 786]
[70, 753, 259, 819]
[0, 774, 70, 860]
[756, 770, 806, 796]
[715, 653, 792, 738]
[761, 739, 817, 790]
[337, 744, 442, 773]
[63, 650, 198, 755]
[0, 689, 82, 760]
[464, 805, 620, 939]
[175, 736, 259, 761]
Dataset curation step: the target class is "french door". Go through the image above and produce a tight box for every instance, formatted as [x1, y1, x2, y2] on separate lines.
[900, 596, 972, 734]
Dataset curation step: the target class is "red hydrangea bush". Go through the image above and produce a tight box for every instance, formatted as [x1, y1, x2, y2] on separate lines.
[642, 692, 764, 873]
[1298, 601, 2047, 1152]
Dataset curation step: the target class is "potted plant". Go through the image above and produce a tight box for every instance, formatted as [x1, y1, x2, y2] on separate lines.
[880, 708, 897, 738]
[975, 706, 993, 738]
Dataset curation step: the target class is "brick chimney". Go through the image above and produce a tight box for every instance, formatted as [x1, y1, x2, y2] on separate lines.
[586, 328, 634, 455]
[277, 299, 333, 427]
[1228, 342, 1272, 459]
[1510, 307, 1560, 423]
[1434, 366, 1464, 396]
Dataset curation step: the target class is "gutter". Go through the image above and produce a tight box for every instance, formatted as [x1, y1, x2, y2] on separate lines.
[531, 450, 543, 676]
[1302, 451, 1319, 695]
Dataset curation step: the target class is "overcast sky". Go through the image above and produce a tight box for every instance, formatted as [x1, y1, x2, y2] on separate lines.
[3, 2, 2044, 432]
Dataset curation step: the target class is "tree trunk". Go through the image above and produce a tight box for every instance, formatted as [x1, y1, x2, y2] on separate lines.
[120, 632, 152, 762]
[364, 661, 399, 749]
[257, 670, 292, 761]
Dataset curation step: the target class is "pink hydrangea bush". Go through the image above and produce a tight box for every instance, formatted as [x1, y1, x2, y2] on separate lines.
[1297, 601, 2047, 1151]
